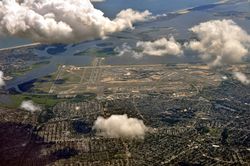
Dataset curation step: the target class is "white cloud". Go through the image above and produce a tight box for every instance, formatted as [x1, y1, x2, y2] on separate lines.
[93, 114, 147, 139]
[233, 72, 250, 85]
[114, 43, 143, 59]
[185, 19, 250, 67]
[136, 37, 183, 56]
[20, 100, 41, 112]
[115, 37, 182, 58]
[0, 0, 152, 43]
[0, 71, 5, 88]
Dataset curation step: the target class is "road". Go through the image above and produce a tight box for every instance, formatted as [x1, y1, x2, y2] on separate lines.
[0, 43, 40, 52]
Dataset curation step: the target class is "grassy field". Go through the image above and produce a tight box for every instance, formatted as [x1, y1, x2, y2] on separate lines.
[0, 92, 97, 110]
[74, 47, 116, 57]
[10, 61, 50, 77]
[2, 94, 62, 109]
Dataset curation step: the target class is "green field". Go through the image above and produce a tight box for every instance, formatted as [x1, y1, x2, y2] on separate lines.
[0, 94, 61, 109]
[74, 47, 116, 57]
[0, 92, 97, 110]
[10, 61, 50, 77]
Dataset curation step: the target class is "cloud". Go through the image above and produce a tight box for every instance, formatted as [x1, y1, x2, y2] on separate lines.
[233, 72, 250, 85]
[136, 37, 183, 56]
[20, 100, 41, 112]
[115, 37, 182, 58]
[185, 19, 250, 67]
[0, 0, 152, 43]
[93, 114, 147, 139]
[114, 43, 143, 59]
[0, 71, 5, 88]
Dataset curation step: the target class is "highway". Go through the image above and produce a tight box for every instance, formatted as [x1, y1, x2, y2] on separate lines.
[0, 43, 40, 52]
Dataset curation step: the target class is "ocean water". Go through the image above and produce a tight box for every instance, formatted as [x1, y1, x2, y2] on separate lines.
[94, 0, 218, 17]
